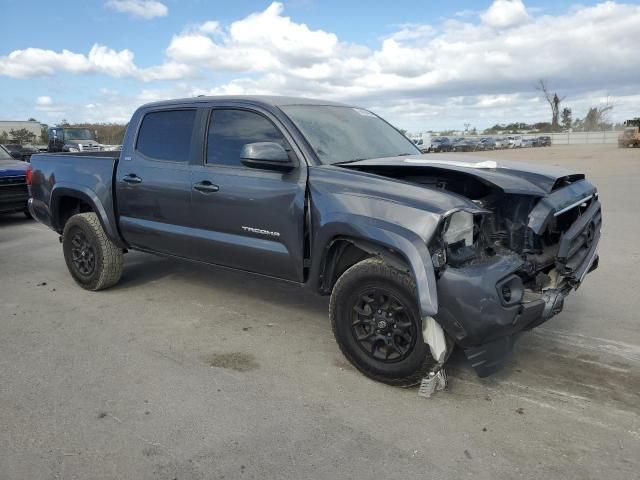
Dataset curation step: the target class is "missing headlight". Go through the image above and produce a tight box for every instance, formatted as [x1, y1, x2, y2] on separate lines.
[443, 211, 474, 247]
[443, 210, 481, 266]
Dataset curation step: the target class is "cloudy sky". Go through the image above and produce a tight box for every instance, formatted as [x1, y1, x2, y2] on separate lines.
[1, 0, 639, 131]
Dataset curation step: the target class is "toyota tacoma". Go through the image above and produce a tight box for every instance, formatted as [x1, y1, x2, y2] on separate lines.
[27, 96, 601, 385]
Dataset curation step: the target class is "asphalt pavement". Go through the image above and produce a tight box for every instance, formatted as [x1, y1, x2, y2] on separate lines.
[1, 144, 638, 479]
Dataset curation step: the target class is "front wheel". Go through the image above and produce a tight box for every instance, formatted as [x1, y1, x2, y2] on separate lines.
[330, 258, 436, 387]
[62, 212, 123, 291]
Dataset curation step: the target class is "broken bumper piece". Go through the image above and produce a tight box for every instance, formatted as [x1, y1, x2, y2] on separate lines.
[434, 250, 599, 377]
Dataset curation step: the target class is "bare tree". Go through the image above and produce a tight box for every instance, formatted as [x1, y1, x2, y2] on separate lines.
[583, 96, 614, 131]
[537, 79, 565, 132]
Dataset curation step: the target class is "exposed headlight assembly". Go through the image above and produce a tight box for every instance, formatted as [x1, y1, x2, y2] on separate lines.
[443, 210, 474, 248]
[440, 210, 480, 267]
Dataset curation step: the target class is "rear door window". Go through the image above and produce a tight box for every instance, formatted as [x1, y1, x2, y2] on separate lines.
[136, 109, 196, 162]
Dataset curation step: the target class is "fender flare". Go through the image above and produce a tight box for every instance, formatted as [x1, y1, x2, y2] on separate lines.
[51, 183, 126, 248]
[312, 214, 439, 317]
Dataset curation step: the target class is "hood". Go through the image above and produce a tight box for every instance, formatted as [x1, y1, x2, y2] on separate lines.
[337, 154, 583, 196]
[0, 159, 29, 176]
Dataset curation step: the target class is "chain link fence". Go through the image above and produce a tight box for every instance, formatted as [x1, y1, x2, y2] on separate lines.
[520, 130, 621, 145]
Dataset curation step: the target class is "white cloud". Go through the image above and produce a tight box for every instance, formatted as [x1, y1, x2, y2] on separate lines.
[199, 21, 220, 35]
[36, 96, 52, 106]
[481, 0, 530, 28]
[106, 0, 168, 20]
[3, 1, 640, 129]
[0, 44, 137, 78]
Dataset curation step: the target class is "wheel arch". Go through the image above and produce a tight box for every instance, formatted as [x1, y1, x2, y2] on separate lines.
[51, 185, 125, 248]
[312, 220, 439, 317]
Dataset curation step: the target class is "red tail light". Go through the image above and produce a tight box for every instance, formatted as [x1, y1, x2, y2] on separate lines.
[26, 165, 33, 186]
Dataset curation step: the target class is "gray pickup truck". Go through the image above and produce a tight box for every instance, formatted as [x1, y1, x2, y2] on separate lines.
[27, 96, 601, 386]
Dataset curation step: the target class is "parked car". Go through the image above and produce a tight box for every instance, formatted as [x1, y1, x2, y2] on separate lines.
[537, 135, 552, 147]
[507, 135, 523, 148]
[48, 127, 103, 153]
[0, 145, 31, 217]
[493, 137, 509, 149]
[2, 143, 39, 162]
[28, 96, 601, 385]
[413, 137, 429, 153]
[521, 138, 535, 148]
[429, 137, 452, 153]
[479, 137, 496, 150]
[452, 138, 480, 152]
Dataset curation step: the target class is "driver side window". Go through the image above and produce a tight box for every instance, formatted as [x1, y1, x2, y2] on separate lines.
[206, 109, 287, 167]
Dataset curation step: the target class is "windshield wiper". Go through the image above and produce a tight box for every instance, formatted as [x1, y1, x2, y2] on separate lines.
[334, 158, 369, 165]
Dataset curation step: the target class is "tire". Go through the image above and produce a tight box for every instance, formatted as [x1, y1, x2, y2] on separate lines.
[24, 209, 32, 219]
[330, 258, 436, 387]
[62, 212, 123, 291]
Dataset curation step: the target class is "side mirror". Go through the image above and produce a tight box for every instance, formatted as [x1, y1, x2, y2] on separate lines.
[240, 142, 295, 172]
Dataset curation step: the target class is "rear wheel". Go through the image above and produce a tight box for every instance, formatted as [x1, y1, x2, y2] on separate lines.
[330, 258, 436, 387]
[62, 212, 123, 291]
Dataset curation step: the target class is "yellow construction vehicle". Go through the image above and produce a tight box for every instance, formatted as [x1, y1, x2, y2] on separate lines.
[619, 119, 640, 147]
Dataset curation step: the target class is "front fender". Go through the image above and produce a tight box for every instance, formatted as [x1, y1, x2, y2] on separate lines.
[310, 212, 440, 317]
[51, 183, 126, 248]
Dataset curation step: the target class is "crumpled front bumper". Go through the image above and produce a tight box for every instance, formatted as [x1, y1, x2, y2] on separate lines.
[434, 244, 599, 377]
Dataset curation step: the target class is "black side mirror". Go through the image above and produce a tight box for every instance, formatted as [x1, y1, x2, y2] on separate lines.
[240, 142, 295, 172]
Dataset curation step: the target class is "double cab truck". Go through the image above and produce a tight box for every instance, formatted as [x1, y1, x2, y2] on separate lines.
[28, 96, 602, 386]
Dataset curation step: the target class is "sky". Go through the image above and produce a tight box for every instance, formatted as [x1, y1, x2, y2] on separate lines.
[1, 0, 639, 132]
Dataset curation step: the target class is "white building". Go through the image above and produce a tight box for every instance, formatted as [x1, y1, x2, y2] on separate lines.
[0, 121, 42, 140]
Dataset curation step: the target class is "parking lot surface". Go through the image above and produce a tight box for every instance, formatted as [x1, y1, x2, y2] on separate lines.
[1, 144, 639, 479]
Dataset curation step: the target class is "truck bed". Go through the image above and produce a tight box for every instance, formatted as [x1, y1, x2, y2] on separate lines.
[28, 151, 122, 243]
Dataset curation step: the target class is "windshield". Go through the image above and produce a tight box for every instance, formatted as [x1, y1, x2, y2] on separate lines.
[0, 146, 13, 160]
[64, 128, 94, 141]
[281, 105, 420, 164]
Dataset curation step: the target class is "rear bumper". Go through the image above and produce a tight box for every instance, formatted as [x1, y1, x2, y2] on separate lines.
[434, 247, 599, 377]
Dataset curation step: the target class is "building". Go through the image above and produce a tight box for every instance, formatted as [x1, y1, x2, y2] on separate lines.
[0, 121, 43, 141]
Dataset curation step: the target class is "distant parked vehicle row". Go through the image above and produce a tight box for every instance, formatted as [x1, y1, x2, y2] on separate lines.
[417, 134, 553, 153]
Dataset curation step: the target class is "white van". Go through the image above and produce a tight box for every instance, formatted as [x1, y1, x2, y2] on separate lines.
[507, 135, 522, 148]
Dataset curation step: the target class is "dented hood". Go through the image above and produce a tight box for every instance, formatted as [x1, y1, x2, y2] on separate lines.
[338, 154, 583, 196]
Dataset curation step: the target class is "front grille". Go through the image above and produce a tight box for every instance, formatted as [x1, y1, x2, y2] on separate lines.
[556, 199, 602, 280]
[0, 175, 26, 187]
[80, 144, 101, 151]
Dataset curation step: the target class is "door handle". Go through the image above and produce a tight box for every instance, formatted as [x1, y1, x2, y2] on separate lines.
[122, 174, 142, 184]
[193, 181, 219, 193]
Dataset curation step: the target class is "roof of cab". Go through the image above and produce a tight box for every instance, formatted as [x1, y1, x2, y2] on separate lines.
[140, 95, 352, 110]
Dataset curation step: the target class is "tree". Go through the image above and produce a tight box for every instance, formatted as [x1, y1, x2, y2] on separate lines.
[583, 97, 614, 131]
[57, 119, 69, 127]
[0, 131, 9, 143]
[561, 107, 572, 131]
[9, 128, 37, 144]
[537, 79, 565, 132]
[28, 117, 38, 122]
[40, 124, 49, 143]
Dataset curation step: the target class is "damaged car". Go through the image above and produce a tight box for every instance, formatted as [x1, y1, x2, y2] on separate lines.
[27, 96, 601, 386]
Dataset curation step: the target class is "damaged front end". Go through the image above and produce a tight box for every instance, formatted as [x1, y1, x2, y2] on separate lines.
[427, 178, 601, 376]
[339, 156, 602, 377]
